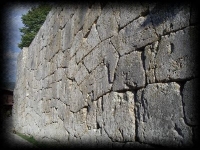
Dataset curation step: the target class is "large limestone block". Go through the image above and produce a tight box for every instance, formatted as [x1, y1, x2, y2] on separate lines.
[149, 2, 190, 36]
[111, 15, 158, 56]
[136, 82, 193, 147]
[118, 3, 148, 28]
[92, 64, 112, 101]
[76, 24, 101, 64]
[66, 56, 78, 79]
[75, 63, 89, 85]
[73, 3, 90, 35]
[59, 5, 76, 29]
[68, 80, 87, 113]
[83, 2, 101, 37]
[144, 41, 158, 83]
[96, 3, 118, 41]
[113, 51, 145, 91]
[61, 15, 75, 50]
[101, 91, 135, 142]
[63, 107, 88, 138]
[155, 27, 198, 81]
[69, 31, 83, 58]
[83, 39, 118, 83]
[182, 78, 200, 125]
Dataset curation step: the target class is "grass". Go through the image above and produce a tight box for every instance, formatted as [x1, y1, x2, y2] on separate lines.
[15, 131, 64, 149]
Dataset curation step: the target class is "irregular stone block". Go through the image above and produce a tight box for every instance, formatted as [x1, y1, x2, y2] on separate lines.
[69, 31, 83, 58]
[68, 81, 87, 113]
[59, 5, 76, 29]
[83, 2, 101, 37]
[155, 26, 198, 81]
[118, 2, 148, 28]
[75, 63, 89, 85]
[136, 82, 193, 147]
[113, 51, 145, 91]
[61, 16, 75, 50]
[92, 64, 112, 101]
[111, 15, 158, 56]
[101, 91, 135, 142]
[96, 3, 118, 41]
[66, 56, 78, 79]
[149, 2, 190, 36]
[73, 3, 89, 35]
[76, 23, 101, 64]
[182, 78, 200, 125]
[144, 41, 159, 83]
[83, 39, 118, 83]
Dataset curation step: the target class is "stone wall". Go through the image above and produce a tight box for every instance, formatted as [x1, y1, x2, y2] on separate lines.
[13, 2, 199, 148]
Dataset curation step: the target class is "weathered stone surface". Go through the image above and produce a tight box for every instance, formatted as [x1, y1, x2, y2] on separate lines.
[182, 78, 200, 125]
[136, 82, 193, 147]
[13, 3, 198, 148]
[118, 3, 148, 28]
[101, 91, 135, 142]
[73, 3, 89, 35]
[92, 63, 112, 100]
[96, 3, 118, 41]
[111, 15, 158, 56]
[74, 63, 89, 85]
[155, 26, 198, 81]
[61, 16, 75, 50]
[83, 39, 118, 83]
[144, 41, 159, 83]
[113, 51, 145, 91]
[83, 2, 101, 37]
[149, 2, 190, 36]
[59, 5, 76, 29]
[69, 31, 83, 58]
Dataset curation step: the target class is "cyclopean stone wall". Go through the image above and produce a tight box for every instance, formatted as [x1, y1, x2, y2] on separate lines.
[13, 2, 199, 148]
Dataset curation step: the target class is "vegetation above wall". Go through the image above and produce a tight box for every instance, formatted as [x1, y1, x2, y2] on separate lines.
[18, 3, 52, 49]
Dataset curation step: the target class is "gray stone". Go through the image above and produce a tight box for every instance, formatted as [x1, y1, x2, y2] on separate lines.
[149, 3, 190, 36]
[83, 39, 118, 82]
[136, 82, 193, 147]
[111, 16, 158, 56]
[66, 56, 78, 80]
[73, 3, 89, 35]
[118, 3, 148, 28]
[155, 26, 198, 81]
[59, 5, 76, 29]
[113, 51, 145, 91]
[69, 30, 83, 58]
[74, 63, 89, 85]
[96, 3, 118, 41]
[75, 23, 102, 64]
[83, 2, 101, 37]
[92, 63, 112, 101]
[182, 78, 200, 125]
[144, 41, 159, 84]
[61, 16, 75, 50]
[102, 91, 135, 142]
[68, 80, 87, 113]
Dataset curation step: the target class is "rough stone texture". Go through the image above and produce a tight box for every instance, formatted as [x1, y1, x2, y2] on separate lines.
[149, 2, 190, 36]
[182, 78, 200, 125]
[13, 2, 198, 149]
[155, 26, 198, 82]
[113, 51, 145, 91]
[111, 15, 158, 56]
[136, 82, 193, 147]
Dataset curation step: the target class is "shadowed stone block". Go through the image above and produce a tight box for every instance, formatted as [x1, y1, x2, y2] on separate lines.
[136, 82, 193, 147]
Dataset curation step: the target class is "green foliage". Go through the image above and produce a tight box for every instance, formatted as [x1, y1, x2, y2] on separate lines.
[18, 4, 52, 49]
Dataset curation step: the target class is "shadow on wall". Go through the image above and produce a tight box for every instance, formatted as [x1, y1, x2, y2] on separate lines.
[141, 2, 188, 27]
